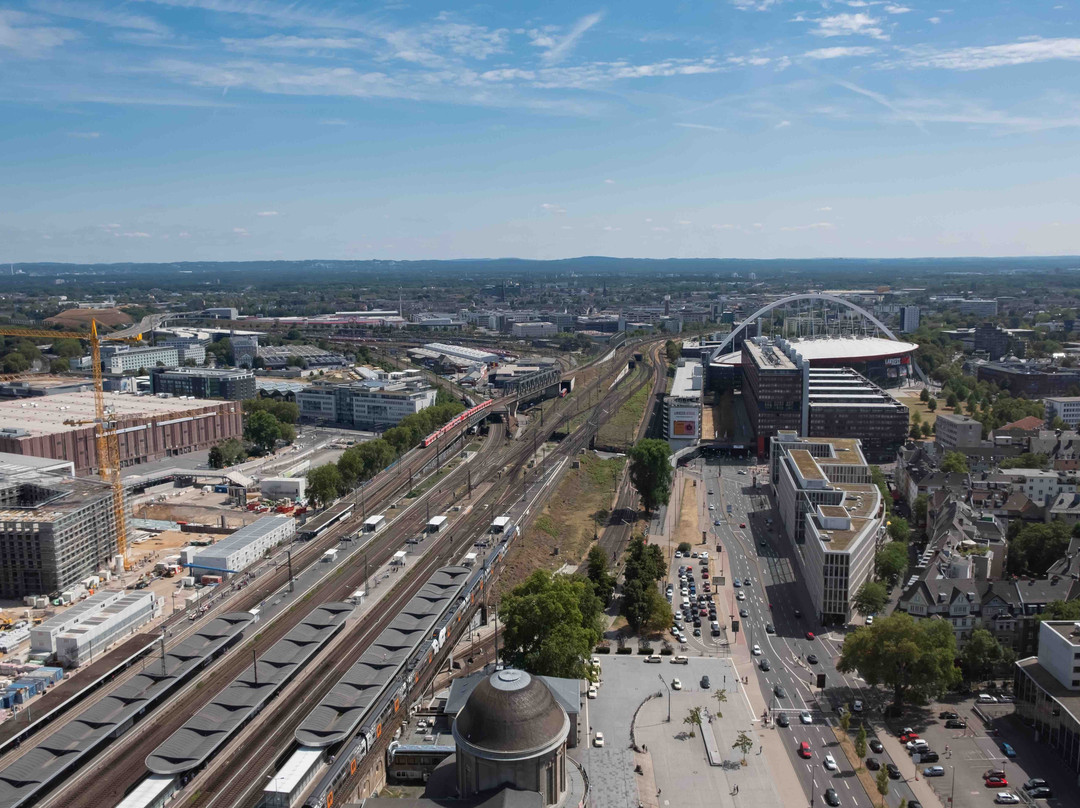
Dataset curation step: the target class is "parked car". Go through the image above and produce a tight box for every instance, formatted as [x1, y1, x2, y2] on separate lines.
[920, 751, 939, 763]
[852, 699, 863, 712]
[945, 719, 967, 729]
[645, 655, 662, 663]
[984, 769, 1006, 780]
[806, 631, 816, 640]
[923, 766, 945, 777]
[986, 776, 1009, 788]
[594, 731, 605, 747]
[994, 794, 1020, 805]
[701, 675, 711, 688]
[672, 678, 682, 690]
[740, 522, 746, 528]
[899, 729, 919, 743]
[939, 711, 959, 720]
[587, 686, 597, 699]
[1027, 787, 1053, 799]
[671, 655, 689, 665]
[1000, 742, 1016, 758]
[1022, 779, 1048, 792]
[977, 693, 999, 703]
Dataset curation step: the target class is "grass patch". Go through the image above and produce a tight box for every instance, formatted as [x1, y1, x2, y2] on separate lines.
[832, 725, 884, 808]
[499, 453, 626, 594]
[596, 375, 650, 450]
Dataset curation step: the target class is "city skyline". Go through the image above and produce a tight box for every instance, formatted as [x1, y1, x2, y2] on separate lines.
[2, 0, 1079, 262]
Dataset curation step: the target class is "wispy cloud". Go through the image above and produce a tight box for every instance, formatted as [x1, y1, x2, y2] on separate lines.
[256, 210, 279, 216]
[809, 13, 888, 40]
[67, 131, 101, 138]
[803, 46, 878, 60]
[818, 206, 833, 211]
[603, 178, 616, 184]
[540, 202, 566, 214]
[533, 12, 604, 65]
[674, 122, 725, 131]
[884, 4, 912, 14]
[780, 222, 835, 231]
[898, 38, 1080, 70]
[0, 9, 78, 56]
[832, 76, 928, 132]
[32, 0, 169, 34]
[775, 119, 791, 128]
[232, 227, 250, 236]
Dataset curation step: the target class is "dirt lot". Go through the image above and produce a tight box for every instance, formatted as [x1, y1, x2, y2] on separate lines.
[498, 452, 626, 593]
[135, 502, 261, 529]
[44, 307, 134, 330]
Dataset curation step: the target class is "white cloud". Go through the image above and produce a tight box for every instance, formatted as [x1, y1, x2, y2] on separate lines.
[256, 210, 279, 216]
[233, 227, 250, 236]
[730, 0, 784, 9]
[602, 225, 622, 231]
[780, 222, 835, 231]
[117, 231, 152, 238]
[818, 206, 833, 211]
[31, 0, 168, 34]
[900, 38, 1080, 70]
[0, 9, 78, 56]
[178, 231, 190, 238]
[319, 119, 348, 126]
[67, 131, 100, 138]
[651, 226, 670, 232]
[803, 46, 878, 59]
[833, 77, 928, 133]
[603, 179, 615, 184]
[928, 17, 941, 24]
[533, 12, 604, 65]
[677, 220, 693, 225]
[775, 119, 791, 128]
[884, 4, 912, 13]
[222, 35, 369, 52]
[540, 203, 566, 214]
[810, 13, 888, 40]
[103, 223, 121, 229]
[674, 122, 724, 132]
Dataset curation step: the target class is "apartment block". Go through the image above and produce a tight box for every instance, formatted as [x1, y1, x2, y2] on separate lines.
[935, 412, 984, 451]
[296, 379, 437, 430]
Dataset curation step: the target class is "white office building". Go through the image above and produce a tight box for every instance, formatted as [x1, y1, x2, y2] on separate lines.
[101, 345, 179, 375]
[1045, 397, 1080, 428]
[771, 433, 883, 624]
[54, 590, 162, 668]
[189, 515, 296, 579]
[511, 321, 558, 338]
[900, 305, 920, 333]
[296, 380, 438, 430]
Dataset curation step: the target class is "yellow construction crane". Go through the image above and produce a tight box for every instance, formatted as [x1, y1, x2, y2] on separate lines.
[0, 321, 143, 567]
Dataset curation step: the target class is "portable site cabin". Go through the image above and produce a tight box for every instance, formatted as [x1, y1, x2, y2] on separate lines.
[427, 515, 448, 533]
[362, 515, 387, 534]
[490, 516, 511, 534]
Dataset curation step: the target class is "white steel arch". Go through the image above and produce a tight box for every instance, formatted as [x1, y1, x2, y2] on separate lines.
[707, 292, 926, 382]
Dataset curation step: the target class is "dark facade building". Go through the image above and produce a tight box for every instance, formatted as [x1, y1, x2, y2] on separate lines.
[150, 367, 256, 401]
[973, 323, 1011, 361]
[977, 362, 1080, 398]
[742, 338, 803, 450]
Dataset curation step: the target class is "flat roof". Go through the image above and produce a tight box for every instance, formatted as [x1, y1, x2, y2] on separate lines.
[1042, 620, 1080, 648]
[670, 360, 702, 399]
[0, 392, 231, 438]
[1017, 657, 1080, 726]
[364, 514, 387, 525]
[718, 335, 918, 366]
[264, 746, 323, 795]
[0, 470, 113, 522]
[790, 450, 827, 482]
[744, 340, 796, 371]
[191, 515, 291, 562]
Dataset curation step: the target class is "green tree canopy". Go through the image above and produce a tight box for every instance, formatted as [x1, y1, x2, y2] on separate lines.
[958, 628, 1005, 685]
[876, 541, 909, 585]
[887, 516, 910, 543]
[1008, 519, 1071, 575]
[244, 409, 284, 454]
[852, 581, 889, 616]
[1038, 599, 1080, 622]
[870, 466, 892, 514]
[999, 452, 1050, 470]
[586, 545, 615, 605]
[913, 494, 929, 525]
[838, 612, 960, 709]
[500, 570, 603, 679]
[940, 451, 969, 474]
[306, 463, 343, 508]
[627, 439, 672, 513]
[243, 398, 300, 424]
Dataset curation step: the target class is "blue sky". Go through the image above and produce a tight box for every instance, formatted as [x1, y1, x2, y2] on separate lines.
[1, 0, 1078, 263]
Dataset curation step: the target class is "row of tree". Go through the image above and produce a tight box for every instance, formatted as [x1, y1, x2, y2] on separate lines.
[208, 399, 300, 468]
[620, 537, 671, 634]
[305, 394, 466, 507]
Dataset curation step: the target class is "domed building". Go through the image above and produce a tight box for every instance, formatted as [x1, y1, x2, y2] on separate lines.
[452, 669, 570, 806]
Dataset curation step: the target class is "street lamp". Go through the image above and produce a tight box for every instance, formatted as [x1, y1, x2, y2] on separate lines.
[658, 673, 671, 722]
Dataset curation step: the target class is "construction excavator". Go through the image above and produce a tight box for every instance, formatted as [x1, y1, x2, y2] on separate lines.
[0, 320, 144, 569]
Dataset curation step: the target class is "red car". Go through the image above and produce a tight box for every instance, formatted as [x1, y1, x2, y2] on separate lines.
[740, 523, 746, 528]
[899, 731, 920, 743]
[798, 742, 812, 759]
[986, 776, 1008, 787]
[806, 631, 816, 641]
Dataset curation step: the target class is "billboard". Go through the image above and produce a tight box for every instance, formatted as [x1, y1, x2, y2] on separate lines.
[673, 420, 697, 436]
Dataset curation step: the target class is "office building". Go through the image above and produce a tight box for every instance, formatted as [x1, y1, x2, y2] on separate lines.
[742, 338, 805, 447]
[1014, 621, 1080, 777]
[0, 393, 242, 475]
[1045, 397, 1080, 428]
[900, 305, 920, 333]
[977, 362, 1080, 398]
[296, 379, 437, 430]
[260, 477, 307, 500]
[771, 434, 884, 624]
[189, 515, 295, 579]
[161, 338, 207, 365]
[203, 307, 239, 320]
[150, 367, 256, 401]
[54, 590, 162, 668]
[0, 470, 119, 598]
[511, 321, 558, 338]
[231, 334, 260, 368]
[665, 359, 702, 449]
[973, 323, 1011, 361]
[958, 299, 998, 316]
[935, 412, 984, 451]
[100, 345, 179, 375]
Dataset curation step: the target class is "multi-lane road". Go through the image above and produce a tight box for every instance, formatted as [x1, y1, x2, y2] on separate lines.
[677, 459, 922, 808]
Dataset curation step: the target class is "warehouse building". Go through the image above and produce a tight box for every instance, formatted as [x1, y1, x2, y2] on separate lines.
[296, 379, 437, 430]
[54, 590, 162, 668]
[257, 345, 347, 369]
[189, 515, 296, 579]
[770, 433, 884, 625]
[420, 343, 500, 365]
[150, 367, 256, 401]
[260, 476, 307, 500]
[0, 470, 120, 599]
[31, 590, 127, 655]
[0, 393, 242, 475]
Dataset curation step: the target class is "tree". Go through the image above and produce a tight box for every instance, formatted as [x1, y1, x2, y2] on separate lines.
[855, 723, 867, 759]
[208, 445, 224, 470]
[49, 358, 69, 373]
[51, 338, 83, 358]
[920, 422, 933, 438]
[209, 438, 245, 468]
[244, 409, 283, 454]
[1000, 452, 1050, 470]
[732, 730, 753, 763]
[870, 466, 892, 514]
[306, 463, 343, 508]
[913, 494, 929, 526]
[909, 423, 922, 440]
[946, 392, 959, 409]
[713, 688, 727, 719]
[940, 451, 969, 474]
[1051, 415, 1067, 431]
[853, 581, 889, 616]
[500, 570, 603, 679]
[920, 388, 930, 403]
[1008, 519, 1072, 575]
[683, 706, 703, 737]
[876, 767, 890, 804]
[958, 628, 1004, 685]
[838, 612, 960, 710]
[887, 516, 910, 543]
[926, 397, 937, 412]
[337, 446, 366, 490]
[585, 545, 615, 604]
[876, 542, 908, 585]
[911, 410, 922, 426]
[839, 710, 851, 732]
[665, 340, 681, 363]
[677, 542, 692, 555]
[627, 439, 673, 513]
[1037, 599, 1080, 621]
